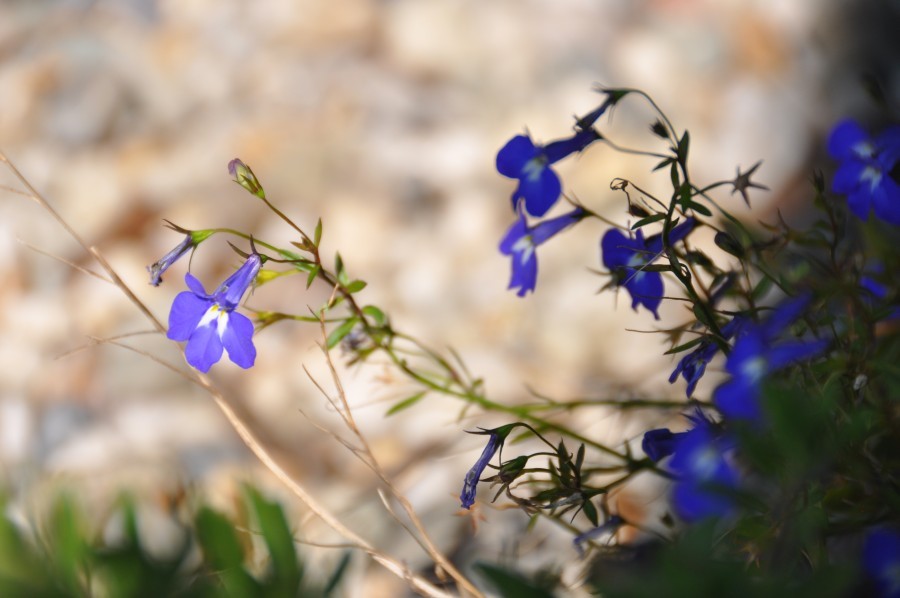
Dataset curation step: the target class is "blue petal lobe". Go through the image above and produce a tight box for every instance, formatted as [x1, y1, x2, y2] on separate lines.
[221, 311, 257, 369]
[185, 272, 209, 297]
[872, 177, 900, 225]
[510, 252, 538, 297]
[184, 318, 224, 373]
[530, 207, 584, 245]
[518, 167, 561, 217]
[167, 292, 212, 341]
[496, 135, 537, 178]
[828, 119, 869, 159]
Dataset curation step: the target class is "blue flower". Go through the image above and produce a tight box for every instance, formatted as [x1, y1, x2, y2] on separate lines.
[864, 529, 900, 597]
[167, 252, 262, 373]
[828, 119, 900, 225]
[862, 263, 900, 321]
[147, 223, 213, 287]
[667, 422, 738, 522]
[600, 218, 696, 319]
[573, 515, 623, 557]
[499, 207, 585, 297]
[713, 295, 829, 423]
[642, 409, 711, 462]
[669, 315, 747, 398]
[460, 424, 516, 510]
[642, 428, 685, 462]
[496, 129, 598, 217]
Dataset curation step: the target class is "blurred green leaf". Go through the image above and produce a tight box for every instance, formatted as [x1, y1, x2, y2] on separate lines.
[344, 280, 367, 294]
[245, 486, 303, 595]
[326, 317, 359, 349]
[475, 563, 556, 598]
[386, 391, 427, 416]
[362, 305, 386, 326]
[313, 218, 323, 247]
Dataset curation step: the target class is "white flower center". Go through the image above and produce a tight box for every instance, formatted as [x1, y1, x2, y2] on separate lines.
[512, 235, 535, 264]
[522, 156, 547, 181]
[861, 165, 883, 191]
[690, 446, 720, 481]
[741, 356, 768, 383]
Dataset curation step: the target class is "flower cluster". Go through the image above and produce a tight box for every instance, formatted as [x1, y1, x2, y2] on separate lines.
[829, 119, 900, 225]
[468, 93, 900, 594]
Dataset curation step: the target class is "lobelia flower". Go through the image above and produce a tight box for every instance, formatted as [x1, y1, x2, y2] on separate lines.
[460, 424, 517, 510]
[600, 218, 696, 319]
[573, 515, 624, 557]
[496, 129, 598, 217]
[147, 223, 214, 287]
[642, 428, 685, 462]
[669, 315, 747, 398]
[667, 421, 739, 522]
[864, 529, 900, 597]
[713, 295, 829, 423]
[167, 251, 262, 373]
[861, 263, 900, 321]
[642, 409, 711, 462]
[499, 206, 585, 297]
[828, 119, 900, 225]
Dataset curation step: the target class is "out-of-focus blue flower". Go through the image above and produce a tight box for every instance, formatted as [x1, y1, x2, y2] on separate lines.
[862, 263, 900, 321]
[864, 529, 900, 598]
[600, 218, 696, 319]
[669, 315, 747, 398]
[499, 207, 585, 297]
[668, 422, 738, 522]
[642, 428, 685, 462]
[460, 424, 516, 510]
[714, 295, 829, 423]
[496, 129, 598, 217]
[167, 252, 262, 373]
[828, 120, 900, 225]
[148, 223, 214, 287]
[642, 410, 712, 462]
[573, 515, 624, 557]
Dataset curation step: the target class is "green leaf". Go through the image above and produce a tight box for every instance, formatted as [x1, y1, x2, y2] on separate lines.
[334, 253, 349, 286]
[386, 391, 427, 416]
[714, 231, 745, 258]
[313, 218, 323, 246]
[582, 499, 599, 527]
[245, 486, 302, 595]
[677, 130, 690, 161]
[344, 280, 367, 294]
[664, 336, 705, 355]
[323, 552, 351, 596]
[630, 213, 667, 229]
[195, 507, 245, 570]
[306, 264, 320, 289]
[692, 303, 715, 330]
[475, 563, 557, 598]
[683, 199, 712, 217]
[48, 495, 87, 593]
[653, 157, 674, 172]
[362, 305, 386, 326]
[326, 317, 359, 349]
[751, 275, 774, 301]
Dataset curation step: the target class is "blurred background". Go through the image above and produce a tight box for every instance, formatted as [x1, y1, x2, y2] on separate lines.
[1, 0, 898, 594]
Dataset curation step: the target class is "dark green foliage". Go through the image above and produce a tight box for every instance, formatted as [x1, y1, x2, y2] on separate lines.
[0, 487, 351, 598]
